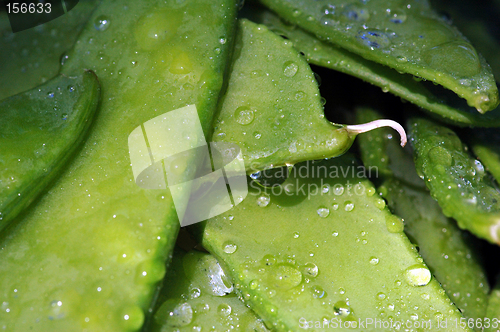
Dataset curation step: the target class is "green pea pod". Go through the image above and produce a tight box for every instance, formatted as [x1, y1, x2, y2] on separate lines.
[214, 19, 406, 172]
[0, 71, 100, 231]
[470, 130, 500, 184]
[429, 0, 500, 81]
[190, 155, 468, 331]
[258, 0, 499, 114]
[249, 8, 500, 127]
[356, 108, 489, 321]
[486, 278, 500, 332]
[151, 248, 269, 331]
[355, 107, 424, 187]
[0, 0, 237, 331]
[382, 178, 490, 323]
[0, 0, 99, 100]
[409, 117, 500, 245]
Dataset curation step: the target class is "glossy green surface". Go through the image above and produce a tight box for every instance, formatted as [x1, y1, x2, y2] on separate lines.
[429, 0, 500, 81]
[486, 279, 500, 332]
[410, 118, 500, 245]
[0, 0, 98, 100]
[356, 108, 489, 321]
[251, 9, 500, 127]
[0, 71, 100, 231]
[471, 130, 500, 183]
[151, 249, 269, 331]
[213, 19, 352, 172]
[383, 179, 489, 323]
[192, 155, 467, 331]
[0, 0, 237, 330]
[259, 0, 499, 113]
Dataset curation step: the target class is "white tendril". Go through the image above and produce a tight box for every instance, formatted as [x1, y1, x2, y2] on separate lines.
[346, 119, 407, 147]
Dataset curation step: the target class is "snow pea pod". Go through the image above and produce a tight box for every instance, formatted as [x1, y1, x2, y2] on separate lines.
[0, 71, 100, 231]
[429, 0, 500, 81]
[486, 279, 500, 332]
[0, 0, 237, 331]
[151, 248, 269, 331]
[0, 0, 98, 100]
[356, 107, 489, 321]
[355, 107, 426, 189]
[471, 130, 500, 184]
[214, 19, 406, 172]
[251, 8, 500, 128]
[409, 117, 500, 245]
[258, 0, 499, 113]
[191, 155, 468, 331]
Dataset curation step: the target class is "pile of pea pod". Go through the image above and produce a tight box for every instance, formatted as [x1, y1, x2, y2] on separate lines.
[3, 0, 500, 331]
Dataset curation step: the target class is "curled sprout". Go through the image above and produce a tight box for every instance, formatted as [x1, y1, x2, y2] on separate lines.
[346, 119, 407, 147]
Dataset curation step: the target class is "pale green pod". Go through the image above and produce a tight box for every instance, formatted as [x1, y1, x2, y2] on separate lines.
[248, 7, 500, 127]
[151, 249, 269, 332]
[0, 0, 238, 330]
[259, 0, 499, 113]
[190, 155, 469, 331]
[410, 118, 500, 245]
[0, 0, 99, 100]
[0, 71, 100, 230]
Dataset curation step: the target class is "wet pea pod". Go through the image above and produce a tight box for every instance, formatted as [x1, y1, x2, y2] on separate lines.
[486, 279, 500, 332]
[409, 117, 500, 245]
[151, 248, 269, 331]
[190, 154, 468, 331]
[258, 0, 499, 114]
[248, 8, 500, 128]
[0, 71, 100, 231]
[429, 0, 500, 81]
[214, 19, 406, 172]
[0, 0, 99, 100]
[355, 107, 424, 188]
[356, 107, 489, 321]
[0, 0, 237, 330]
[470, 130, 500, 184]
[382, 179, 490, 324]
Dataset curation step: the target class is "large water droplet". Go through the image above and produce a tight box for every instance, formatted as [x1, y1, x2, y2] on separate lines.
[251, 166, 289, 188]
[386, 9, 407, 23]
[94, 15, 110, 31]
[269, 264, 302, 290]
[170, 51, 193, 74]
[423, 41, 481, 77]
[217, 303, 232, 316]
[321, 4, 335, 15]
[303, 263, 319, 277]
[386, 215, 404, 233]
[375, 198, 386, 210]
[283, 60, 299, 77]
[321, 13, 338, 26]
[428, 146, 452, 167]
[223, 242, 237, 254]
[333, 185, 345, 195]
[257, 194, 270, 207]
[333, 301, 351, 317]
[342, 4, 370, 22]
[157, 301, 193, 327]
[317, 206, 330, 218]
[312, 286, 326, 298]
[60, 52, 70, 66]
[404, 264, 431, 286]
[357, 30, 390, 49]
[344, 201, 355, 212]
[234, 106, 255, 125]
